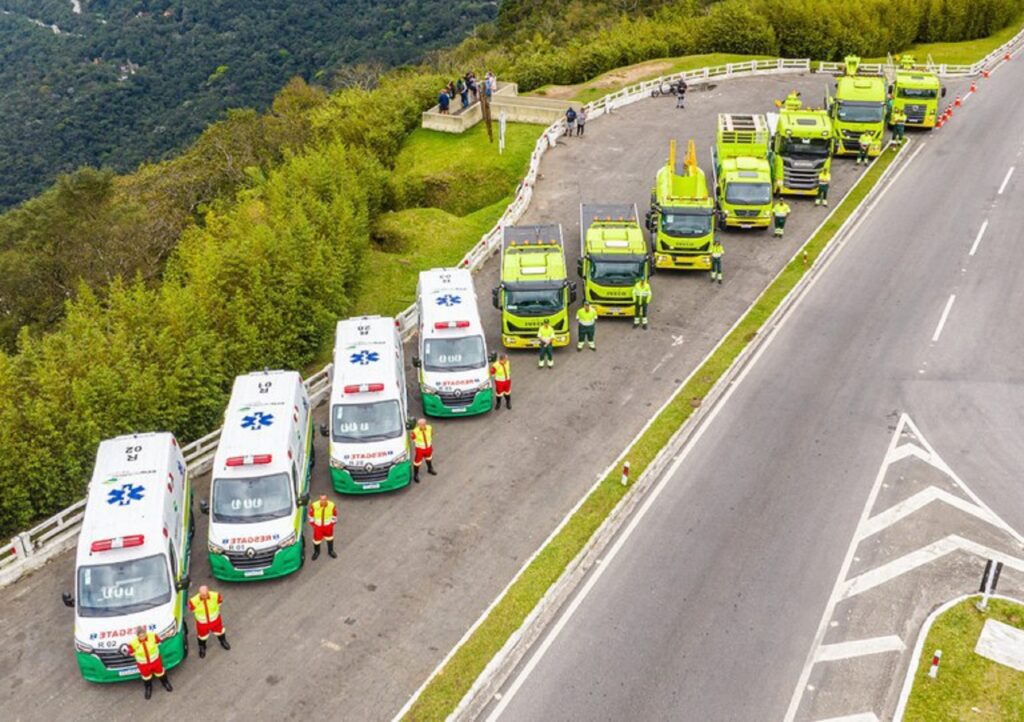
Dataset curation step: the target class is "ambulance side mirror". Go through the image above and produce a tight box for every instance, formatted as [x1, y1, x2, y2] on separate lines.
[199, 499, 209, 515]
[411, 356, 421, 368]
[491, 287, 501, 309]
[488, 351, 498, 364]
[941, 87, 947, 98]
[175, 574, 190, 592]
[405, 417, 416, 430]
[297, 492, 310, 507]
[577, 258, 584, 278]
[319, 423, 329, 438]
[62, 592, 75, 608]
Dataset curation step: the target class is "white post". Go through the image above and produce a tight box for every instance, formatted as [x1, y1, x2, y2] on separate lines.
[620, 461, 631, 486]
[928, 650, 942, 678]
[498, 111, 507, 155]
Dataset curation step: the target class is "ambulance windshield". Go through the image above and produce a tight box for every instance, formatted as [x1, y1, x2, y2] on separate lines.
[212, 473, 292, 523]
[332, 400, 403, 442]
[423, 336, 486, 372]
[77, 554, 171, 617]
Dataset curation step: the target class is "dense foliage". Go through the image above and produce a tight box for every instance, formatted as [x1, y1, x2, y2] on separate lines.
[0, 0, 496, 208]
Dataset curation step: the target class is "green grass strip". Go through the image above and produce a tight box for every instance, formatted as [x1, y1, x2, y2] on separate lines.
[904, 597, 1024, 721]
[402, 148, 900, 721]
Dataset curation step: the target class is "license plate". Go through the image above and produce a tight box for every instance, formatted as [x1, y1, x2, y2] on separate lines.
[740, 224, 752, 229]
[362, 483, 380, 490]
[243, 569, 264, 577]
[452, 408, 467, 413]
[118, 669, 136, 676]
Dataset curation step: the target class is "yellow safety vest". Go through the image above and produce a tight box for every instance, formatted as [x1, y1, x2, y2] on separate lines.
[411, 426, 433, 449]
[859, 133, 873, 148]
[309, 498, 337, 526]
[491, 360, 510, 382]
[189, 591, 222, 624]
[576, 307, 598, 325]
[894, 111, 907, 124]
[128, 633, 161, 665]
[819, 170, 831, 184]
[632, 282, 652, 303]
[773, 203, 791, 218]
[538, 325, 555, 342]
[711, 242, 724, 258]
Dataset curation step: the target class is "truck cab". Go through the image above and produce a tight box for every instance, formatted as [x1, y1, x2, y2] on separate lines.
[769, 108, 833, 196]
[327, 315, 412, 493]
[890, 57, 944, 128]
[578, 203, 651, 317]
[493, 225, 576, 348]
[204, 370, 312, 581]
[647, 139, 716, 270]
[829, 56, 886, 156]
[67, 433, 192, 682]
[414, 268, 494, 417]
[713, 113, 773, 229]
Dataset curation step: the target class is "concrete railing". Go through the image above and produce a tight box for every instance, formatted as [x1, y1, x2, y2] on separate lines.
[5, 34, 1023, 587]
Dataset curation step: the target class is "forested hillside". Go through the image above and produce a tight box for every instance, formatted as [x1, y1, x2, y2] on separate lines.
[0, 0, 496, 208]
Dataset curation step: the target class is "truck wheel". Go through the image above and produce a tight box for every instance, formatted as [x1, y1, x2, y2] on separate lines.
[181, 623, 189, 660]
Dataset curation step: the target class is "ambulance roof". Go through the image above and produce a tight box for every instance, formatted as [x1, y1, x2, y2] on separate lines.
[419, 268, 483, 339]
[77, 432, 184, 564]
[331, 316, 402, 406]
[214, 370, 304, 477]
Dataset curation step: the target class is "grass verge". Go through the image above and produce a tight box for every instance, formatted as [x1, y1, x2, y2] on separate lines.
[401, 144, 901, 722]
[904, 597, 1024, 721]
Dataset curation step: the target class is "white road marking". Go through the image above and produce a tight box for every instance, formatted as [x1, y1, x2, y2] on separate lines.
[320, 639, 342, 652]
[671, 334, 684, 347]
[651, 352, 673, 374]
[815, 635, 905, 663]
[857, 487, 998, 541]
[812, 714, 880, 722]
[998, 166, 1014, 194]
[968, 220, 988, 256]
[931, 294, 956, 342]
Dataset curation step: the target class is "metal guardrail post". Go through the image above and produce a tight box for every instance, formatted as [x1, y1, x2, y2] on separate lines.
[15, 532, 32, 558]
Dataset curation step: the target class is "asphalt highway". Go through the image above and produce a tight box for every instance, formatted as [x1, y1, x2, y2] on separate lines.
[0, 72, 956, 721]
[486, 59, 1024, 722]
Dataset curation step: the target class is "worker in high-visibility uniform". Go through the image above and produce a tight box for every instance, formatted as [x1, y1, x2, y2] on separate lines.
[128, 625, 172, 699]
[815, 167, 831, 207]
[308, 494, 337, 559]
[857, 131, 874, 165]
[710, 239, 724, 284]
[772, 200, 791, 237]
[891, 108, 907, 148]
[537, 319, 556, 368]
[632, 278, 652, 329]
[188, 585, 230, 658]
[490, 353, 511, 409]
[411, 418, 436, 482]
[576, 301, 597, 351]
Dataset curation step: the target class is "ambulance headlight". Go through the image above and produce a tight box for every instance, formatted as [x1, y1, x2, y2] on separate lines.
[74, 639, 93, 653]
[158, 621, 177, 639]
[393, 450, 409, 463]
[329, 456, 343, 469]
[474, 379, 493, 392]
[277, 532, 297, 549]
[422, 384, 439, 395]
[208, 540, 225, 555]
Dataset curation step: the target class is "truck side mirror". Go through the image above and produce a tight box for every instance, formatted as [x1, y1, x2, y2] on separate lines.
[941, 87, 947, 98]
[488, 351, 498, 363]
[62, 592, 75, 608]
[491, 287, 501, 310]
[577, 258, 584, 278]
[569, 281, 578, 303]
[319, 423, 329, 438]
[297, 492, 310, 507]
[175, 574, 191, 592]
[644, 210, 654, 231]
[411, 356, 421, 368]
[647, 256, 656, 277]
[405, 416, 416, 430]
[199, 499, 209, 515]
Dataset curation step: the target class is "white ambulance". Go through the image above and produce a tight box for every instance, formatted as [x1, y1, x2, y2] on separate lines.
[326, 315, 413, 493]
[413, 267, 495, 417]
[66, 432, 192, 682]
[202, 370, 312, 581]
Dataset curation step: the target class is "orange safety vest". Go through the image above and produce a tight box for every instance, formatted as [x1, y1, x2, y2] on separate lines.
[308, 498, 337, 527]
[490, 359, 510, 382]
[411, 425, 433, 449]
[128, 633, 161, 665]
[188, 591, 222, 624]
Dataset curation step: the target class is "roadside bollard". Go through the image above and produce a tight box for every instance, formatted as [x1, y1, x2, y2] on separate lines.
[928, 650, 942, 678]
[1006, 52, 1012, 61]
[803, 250, 808, 265]
[620, 461, 630, 486]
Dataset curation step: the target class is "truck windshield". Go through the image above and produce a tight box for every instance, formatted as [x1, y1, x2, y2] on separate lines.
[725, 182, 771, 206]
[505, 288, 563, 315]
[898, 87, 937, 99]
[77, 554, 172, 618]
[780, 138, 830, 157]
[837, 101, 884, 123]
[660, 209, 712, 237]
[332, 400, 402, 442]
[423, 336, 486, 372]
[590, 259, 644, 285]
[212, 473, 293, 523]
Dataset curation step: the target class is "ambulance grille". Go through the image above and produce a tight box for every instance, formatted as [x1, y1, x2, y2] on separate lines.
[225, 547, 277, 570]
[438, 390, 478, 408]
[347, 465, 391, 482]
[93, 648, 135, 669]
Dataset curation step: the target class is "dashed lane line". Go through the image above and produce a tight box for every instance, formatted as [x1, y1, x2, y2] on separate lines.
[931, 294, 956, 343]
[998, 166, 1014, 194]
[968, 219, 988, 256]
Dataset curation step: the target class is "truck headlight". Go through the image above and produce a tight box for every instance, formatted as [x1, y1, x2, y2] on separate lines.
[75, 639, 93, 653]
[277, 532, 297, 549]
[761, 209, 770, 217]
[208, 540, 225, 555]
[158, 621, 177, 639]
[422, 384, 439, 395]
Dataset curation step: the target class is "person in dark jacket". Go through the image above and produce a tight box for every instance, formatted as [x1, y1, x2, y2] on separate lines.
[438, 89, 450, 115]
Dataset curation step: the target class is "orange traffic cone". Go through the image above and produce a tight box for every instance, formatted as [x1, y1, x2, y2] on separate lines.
[954, 95, 962, 107]
[935, 115, 943, 129]
[983, 70, 990, 78]
[970, 82, 977, 93]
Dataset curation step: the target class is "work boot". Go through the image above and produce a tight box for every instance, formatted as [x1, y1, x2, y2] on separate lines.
[505, 396, 511, 410]
[588, 342, 596, 351]
[413, 467, 420, 483]
[547, 360, 554, 368]
[576, 343, 583, 352]
[218, 634, 231, 650]
[426, 460, 437, 476]
[823, 199, 828, 207]
[312, 544, 321, 560]
[815, 198, 821, 206]
[198, 638, 207, 658]
[537, 359, 544, 368]
[160, 675, 173, 692]
[710, 273, 715, 282]
[495, 397, 502, 409]
[144, 680, 153, 700]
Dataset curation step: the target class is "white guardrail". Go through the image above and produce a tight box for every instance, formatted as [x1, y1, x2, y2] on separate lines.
[3, 31, 1023, 587]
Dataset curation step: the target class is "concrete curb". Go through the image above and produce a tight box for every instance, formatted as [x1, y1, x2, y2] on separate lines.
[448, 141, 916, 721]
[892, 593, 1024, 721]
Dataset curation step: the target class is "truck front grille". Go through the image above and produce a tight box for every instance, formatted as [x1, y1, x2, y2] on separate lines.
[733, 209, 760, 218]
[782, 167, 820, 190]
